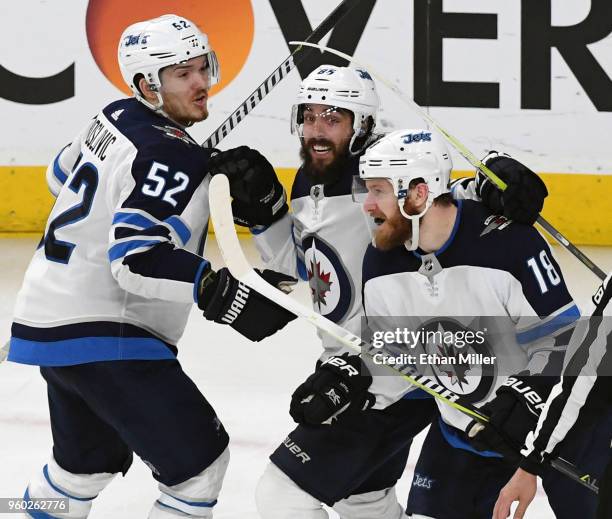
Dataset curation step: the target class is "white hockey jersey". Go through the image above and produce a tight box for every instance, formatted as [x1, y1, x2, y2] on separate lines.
[10, 98, 213, 366]
[253, 157, 372, 358]
[253, 156, 489, 359]
[362, 200, 580, 443]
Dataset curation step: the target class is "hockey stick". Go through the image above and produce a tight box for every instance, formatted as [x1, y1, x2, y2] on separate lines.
[201, 0, 365, 149]
[208, 173, 599, 493]
[289, 41, 607, 282]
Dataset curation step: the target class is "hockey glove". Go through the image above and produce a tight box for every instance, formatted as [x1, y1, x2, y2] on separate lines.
[290, 353, 375, 425]
[208, 146, 288, 228]
[466, 374, 551, 464]
[197, 265, 297, 341]
[476, 152, 548, 225]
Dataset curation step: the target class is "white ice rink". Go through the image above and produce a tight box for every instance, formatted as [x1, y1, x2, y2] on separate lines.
[1, 237, 610, 518]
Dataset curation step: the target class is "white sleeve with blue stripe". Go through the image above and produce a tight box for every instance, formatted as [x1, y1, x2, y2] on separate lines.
[45, 140, 85, 197]
[107, 157, 210, 304]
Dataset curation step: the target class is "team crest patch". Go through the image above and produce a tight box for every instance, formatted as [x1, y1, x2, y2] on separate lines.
[480, 214, 512, 236]
[152, 124, 197, 146]
[419, 317, 496, 402]
[302, 234, 354, 323]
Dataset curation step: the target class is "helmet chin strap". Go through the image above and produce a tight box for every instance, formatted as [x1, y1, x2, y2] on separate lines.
[135, 93, 190, 129]
[398, 198, 432, 251]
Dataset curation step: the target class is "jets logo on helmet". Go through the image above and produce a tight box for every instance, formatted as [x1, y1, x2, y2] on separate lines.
[118, 14, 220, 112]
[291, 65, 379, 155]
[402, 132, 432, 144]
[359, 129, 452, 203]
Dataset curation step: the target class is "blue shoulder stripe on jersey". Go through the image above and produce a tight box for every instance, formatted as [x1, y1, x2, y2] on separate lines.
[43, 465, 96, 501]
[113, 211, 157, 229]
[437, 418, 502, 458]
[108, 239, 163, 262]
[164, 215, 191, 245]
[8, 336, 175, 366]
[516, 304, 580, 345]
[192, 260, 209, 303]
[161, 491, 217, 508]
[52, 148, 69, 185]
[23, 488, 59, 519]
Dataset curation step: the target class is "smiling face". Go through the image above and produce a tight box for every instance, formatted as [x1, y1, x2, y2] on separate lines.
[157, 55, 212, 125]
[299, 104, 354, 184]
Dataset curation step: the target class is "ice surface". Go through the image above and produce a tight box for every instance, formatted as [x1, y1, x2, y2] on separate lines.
[1, 237, 609, 517]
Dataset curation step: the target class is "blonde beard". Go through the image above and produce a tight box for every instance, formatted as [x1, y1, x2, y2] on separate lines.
[373, 198, 426, 251]
[374, 210, 412, 251]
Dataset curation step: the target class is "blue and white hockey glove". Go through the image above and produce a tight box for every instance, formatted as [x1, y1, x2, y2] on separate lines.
[208, 146, 288, 228]
[290, 353, 375, 425]
[198, 266, 297, 342]
[466, 374, 553, 464]
[476, 152, 548, 225]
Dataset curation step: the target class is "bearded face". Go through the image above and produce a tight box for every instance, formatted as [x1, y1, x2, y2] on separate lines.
[363, 179, 423, 251]
[299, 104, 354, 185]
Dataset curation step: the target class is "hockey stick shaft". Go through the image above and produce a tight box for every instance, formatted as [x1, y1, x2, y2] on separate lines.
[289, 41, 606, 282]
[208, 173, 598, 494]
[208, 175, 485, 420]
[201, 0, 364, 149]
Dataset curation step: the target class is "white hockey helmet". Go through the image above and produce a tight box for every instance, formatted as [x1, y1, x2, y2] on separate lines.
[358, 129, 453, 250]
[118, 14, 219, 108]
[291, 65, 379, 155]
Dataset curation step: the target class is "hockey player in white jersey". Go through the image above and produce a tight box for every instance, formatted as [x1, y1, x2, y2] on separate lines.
[492, 272, 612, 519]
[357, 129, 610, 518]
[8, 14, 296, 519]
[208, 64, 550, 518]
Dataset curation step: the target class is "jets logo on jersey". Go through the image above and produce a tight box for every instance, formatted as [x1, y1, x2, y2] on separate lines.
[152, 125, 196, 146]
[480, 215, 512, 236]
[302, 234, 354, 323]
[419, 317, 495, 403]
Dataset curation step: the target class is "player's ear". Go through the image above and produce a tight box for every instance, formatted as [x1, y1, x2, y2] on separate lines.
[408, 182, 429, 209]
[138, 77, 157, 104]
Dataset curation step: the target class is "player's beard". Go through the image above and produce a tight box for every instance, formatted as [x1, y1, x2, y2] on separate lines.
[300, 138, 351, 186]
[374, 201, 420, 251]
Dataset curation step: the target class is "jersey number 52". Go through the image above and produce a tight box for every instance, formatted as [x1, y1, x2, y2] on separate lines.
[141, 161, 189, 207]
